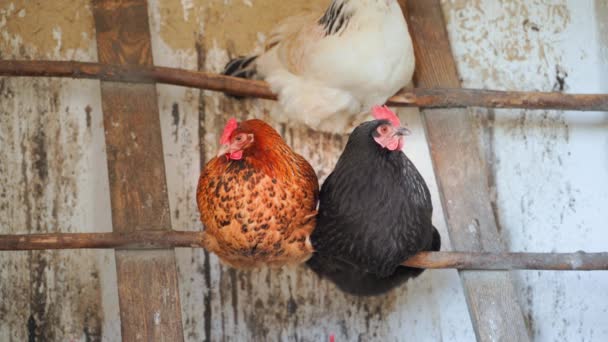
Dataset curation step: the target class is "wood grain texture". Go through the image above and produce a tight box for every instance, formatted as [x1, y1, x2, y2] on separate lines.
[404, 0, 532, 341]
[2, 60, 608, 111]
[92, 0, 184, 340]
[0, 77, 121, 341]
[0, 2, 122, 339]
[115, 250, 185, 340]
[0, 231, 206, 250]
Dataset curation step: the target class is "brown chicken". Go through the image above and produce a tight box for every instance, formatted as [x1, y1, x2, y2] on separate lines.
[196, 118, 319, 269]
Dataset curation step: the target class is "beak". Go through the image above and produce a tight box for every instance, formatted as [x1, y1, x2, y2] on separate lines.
[216, 144, 230, 158]
[395, 127, 411, 136]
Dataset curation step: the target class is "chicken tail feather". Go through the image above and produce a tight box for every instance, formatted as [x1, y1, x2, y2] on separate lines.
[222, 55, 259, 99]
[223, 55, 259, 79]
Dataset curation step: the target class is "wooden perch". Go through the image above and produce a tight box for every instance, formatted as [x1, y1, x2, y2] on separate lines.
[0, 231, 206, 250]
[1, 231, 607, 271]
[1, 60, 607, 111]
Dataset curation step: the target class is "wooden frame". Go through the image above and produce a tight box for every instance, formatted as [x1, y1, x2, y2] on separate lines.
[0, 0, 606, 341]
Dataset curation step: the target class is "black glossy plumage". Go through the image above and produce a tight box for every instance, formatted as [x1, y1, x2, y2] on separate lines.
[307, 120, 441, 296]
[221, 55, 259, 99]
[223, 55, 258, 79]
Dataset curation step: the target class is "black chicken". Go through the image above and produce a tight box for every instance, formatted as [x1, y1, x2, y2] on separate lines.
[307, 106, 441, 296]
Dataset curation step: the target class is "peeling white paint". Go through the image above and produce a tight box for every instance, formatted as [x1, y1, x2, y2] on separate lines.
[51, 27, 62, 58]
[444, 0, 608, 341]
[1, 1, 606, 341]
[154, 311, 162, 325]
[0, 3, 119, 341]
[180, 0, 194, 21]
[0, 76, 122, 341]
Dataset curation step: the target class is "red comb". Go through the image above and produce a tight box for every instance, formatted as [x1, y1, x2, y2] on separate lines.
[220, 118, 238, 145]
[372, 105, 400, 127]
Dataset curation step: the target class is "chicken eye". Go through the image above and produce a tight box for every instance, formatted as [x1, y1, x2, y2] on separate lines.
[378, 125, 389, 135]
[235, 134, 244, 142]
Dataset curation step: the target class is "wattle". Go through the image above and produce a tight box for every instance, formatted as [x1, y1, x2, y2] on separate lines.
[229, 150, 243, 160]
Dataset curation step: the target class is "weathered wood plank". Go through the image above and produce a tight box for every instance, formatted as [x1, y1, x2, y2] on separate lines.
[404, 1, 531, 341]
[92, 0, 184, 340]
[0, 77, 119, 341]
[0, 2, 122, 340]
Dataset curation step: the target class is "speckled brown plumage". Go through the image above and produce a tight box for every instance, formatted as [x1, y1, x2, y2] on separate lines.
[197, 119, 319, 269]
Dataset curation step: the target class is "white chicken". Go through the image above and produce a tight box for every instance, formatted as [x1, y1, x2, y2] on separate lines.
[223, 0, 415, 134]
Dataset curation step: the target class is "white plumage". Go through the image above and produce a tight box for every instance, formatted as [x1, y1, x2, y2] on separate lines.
[223, 0, 415, 133]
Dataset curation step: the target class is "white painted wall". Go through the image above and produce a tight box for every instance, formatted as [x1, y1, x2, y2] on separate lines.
[443, 0, 608, 340]
[0, 2, 121, 341]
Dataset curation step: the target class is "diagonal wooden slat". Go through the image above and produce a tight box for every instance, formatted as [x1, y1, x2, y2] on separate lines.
[403, 1, 531, 341]
[91, 0, 184, 340]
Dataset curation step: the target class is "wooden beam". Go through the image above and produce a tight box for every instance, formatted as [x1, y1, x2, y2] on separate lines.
[1, 60, 608, 111]
[0, 231, 206, 250]
[404, 1, 532, 341]
[92, 0, 184, 340]
[1, 231, 607, 271]
[0, 60, 276, 100]
[403, 251, 608, 271]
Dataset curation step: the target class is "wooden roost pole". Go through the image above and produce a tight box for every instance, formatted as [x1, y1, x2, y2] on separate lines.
[1, 231, 607, 271]
[1, 60, 607, 111]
